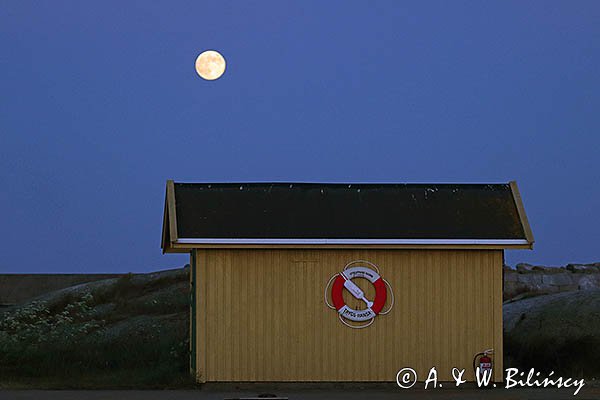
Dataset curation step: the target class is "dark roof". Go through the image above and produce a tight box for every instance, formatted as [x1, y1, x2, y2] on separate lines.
[162, 182, 533, 251]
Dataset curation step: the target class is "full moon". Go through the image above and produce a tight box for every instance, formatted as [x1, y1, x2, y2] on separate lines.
[195, 50, 226, 80]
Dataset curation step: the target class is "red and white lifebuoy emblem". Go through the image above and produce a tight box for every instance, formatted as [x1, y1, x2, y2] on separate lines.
[325, 260, 394, 328]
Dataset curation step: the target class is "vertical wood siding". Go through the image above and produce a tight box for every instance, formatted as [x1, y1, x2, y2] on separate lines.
[194, 249, 503, 382]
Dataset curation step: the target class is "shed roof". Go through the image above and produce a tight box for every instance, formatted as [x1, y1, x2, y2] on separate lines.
[162, 181, 533, 252]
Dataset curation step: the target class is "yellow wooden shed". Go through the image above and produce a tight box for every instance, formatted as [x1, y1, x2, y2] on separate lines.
[161, 181, 533, 383]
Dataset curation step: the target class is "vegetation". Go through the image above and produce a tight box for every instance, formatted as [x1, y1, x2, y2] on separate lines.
[1, 293, 102, 342]
[0, 269, 193, 389]
[505, 333, 600, 379]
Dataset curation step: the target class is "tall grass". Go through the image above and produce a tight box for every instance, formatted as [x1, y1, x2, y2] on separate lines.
[0, 287, 192, 388]
[504, 333, 600, 378]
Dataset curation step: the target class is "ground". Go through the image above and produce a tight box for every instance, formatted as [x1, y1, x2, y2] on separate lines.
[1, 386, 599, 400]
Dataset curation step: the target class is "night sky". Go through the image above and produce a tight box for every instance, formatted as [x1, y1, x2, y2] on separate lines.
[1, 1, 599, 273]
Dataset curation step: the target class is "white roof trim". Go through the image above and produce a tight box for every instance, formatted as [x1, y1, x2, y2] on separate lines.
[176, 238, 529, 245]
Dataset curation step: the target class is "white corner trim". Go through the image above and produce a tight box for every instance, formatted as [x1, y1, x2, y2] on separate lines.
[175, 238, 530, 245]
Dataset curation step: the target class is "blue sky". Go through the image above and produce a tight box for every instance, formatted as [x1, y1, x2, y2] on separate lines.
[1, 1, 599, 273]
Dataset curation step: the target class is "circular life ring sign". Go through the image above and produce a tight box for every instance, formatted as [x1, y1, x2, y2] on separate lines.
[330, 265, 388, 322]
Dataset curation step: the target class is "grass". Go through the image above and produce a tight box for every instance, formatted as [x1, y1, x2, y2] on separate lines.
[16, 343, 190, 388]
[0, 270, 193, 389]
[1, 337, 194, 389]
[0, 315, 192, 388]
[1, 370, 197, 390]
[504, 333, 600, 378]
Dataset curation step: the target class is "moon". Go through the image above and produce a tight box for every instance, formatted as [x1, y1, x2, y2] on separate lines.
[195, 50, 226, 80]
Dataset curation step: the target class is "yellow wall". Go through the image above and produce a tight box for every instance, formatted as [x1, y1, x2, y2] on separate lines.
[193, 249, 503, 382]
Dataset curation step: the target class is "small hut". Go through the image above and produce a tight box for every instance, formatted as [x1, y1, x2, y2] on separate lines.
[161, 181, 533, 383]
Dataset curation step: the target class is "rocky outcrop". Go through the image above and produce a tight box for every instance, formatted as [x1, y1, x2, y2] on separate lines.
[0, 273, 123, 307]
[504, 289, 600, 377]
[504, 262, 600, 301]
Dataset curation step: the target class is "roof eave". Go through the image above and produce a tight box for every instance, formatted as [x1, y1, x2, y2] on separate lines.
[509, 180, 535, 249]
[170, 238, 532, 250]
[161, 180, 180, 253]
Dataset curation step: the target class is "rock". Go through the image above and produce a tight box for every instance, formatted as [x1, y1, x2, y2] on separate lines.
[1, 266, 191, 318]
[578, 275, 600, 290]
[504, 289, 600, 335]
[567, 264, 600, 273]
[504, 271, 518, 282]
[504, 290, 600, 377]
[517, 273, 543, 286]
[503, 281, 531, 301]
[516, 263, 537, 273]
[503, 261, 600, 301]
[541, 273, 573, 287]
[534, 266, 564, 274]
